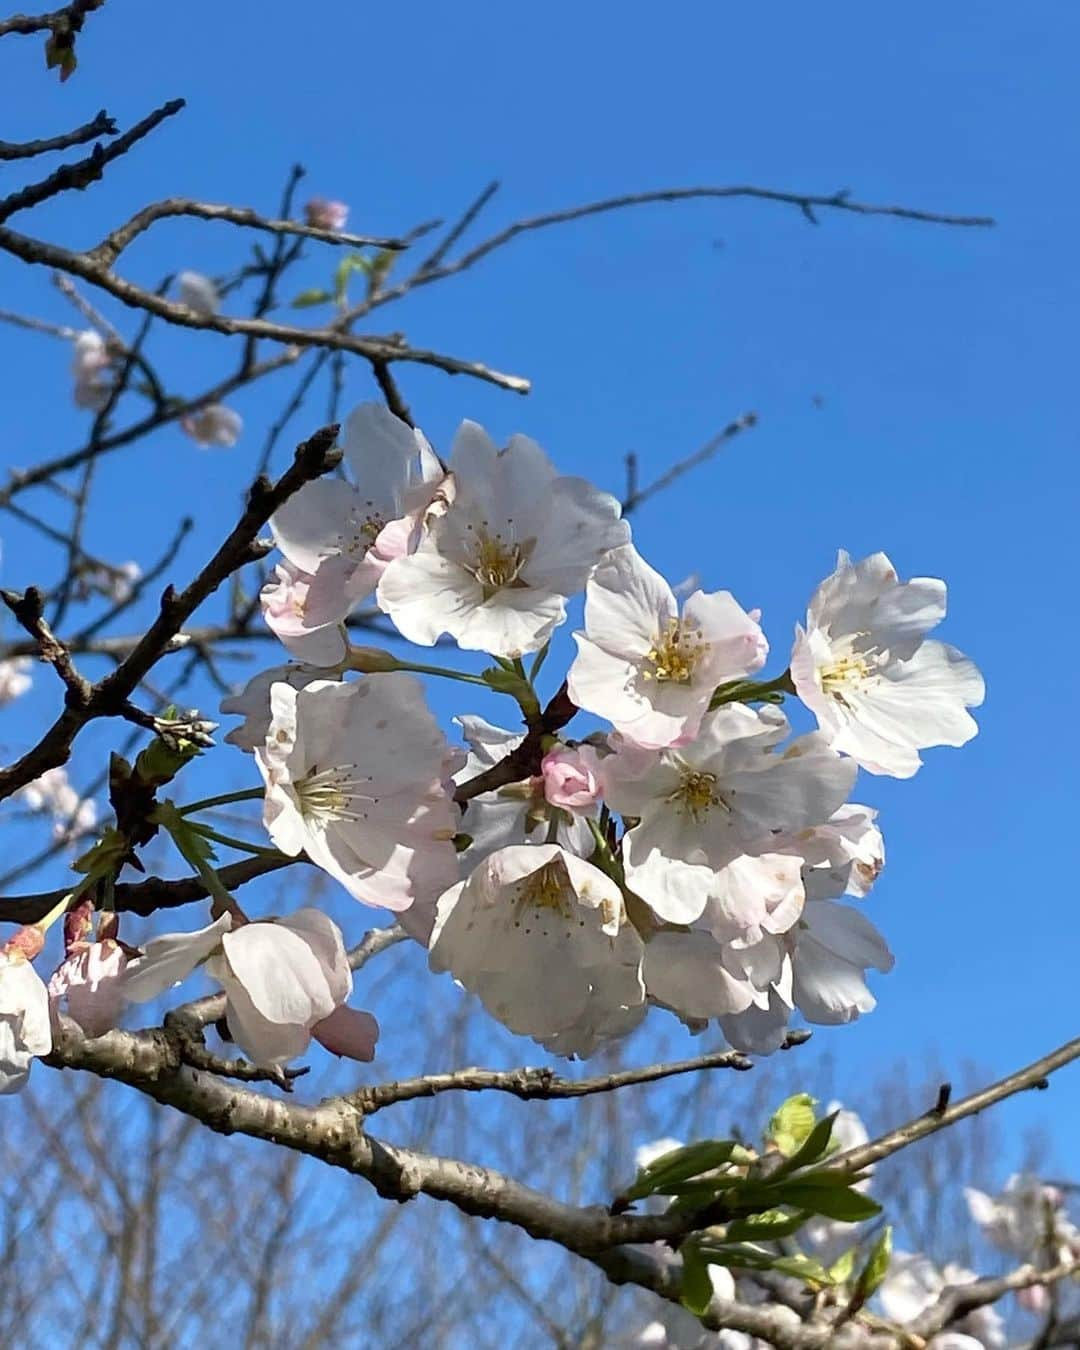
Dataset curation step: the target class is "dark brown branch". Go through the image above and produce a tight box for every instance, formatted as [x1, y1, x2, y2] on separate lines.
[0, 223, 531, 393]
[0, 853, 305, 925]
[623, 412, 759, 512]
[345, 1035, 812, 1115]
[339, 182, 997, 326]
[454, 683, 577, 804]
[91, 199, 409, 266]
[0, 0, 101, 40]
[0, 100, 185, 224]
[0, 108, 116, 161]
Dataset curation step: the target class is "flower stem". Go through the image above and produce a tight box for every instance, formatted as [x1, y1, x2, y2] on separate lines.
[394, 659, 489, 687]
[177, 786, 265, 816]
[710, 668, 796, 710]
[186, 822, 282, 859]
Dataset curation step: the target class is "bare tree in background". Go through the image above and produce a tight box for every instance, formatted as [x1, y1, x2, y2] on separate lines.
[0, 8, 1077, 1348]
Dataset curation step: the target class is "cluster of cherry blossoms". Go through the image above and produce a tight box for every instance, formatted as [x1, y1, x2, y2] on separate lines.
[228, 400, 982, 1061]
[0, 398, 985, 1085]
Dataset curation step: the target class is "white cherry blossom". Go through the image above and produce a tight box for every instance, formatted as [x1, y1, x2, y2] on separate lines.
[429, 844, 646, 1058]
[0, 929, 51, 1095]
[259, 560, 348, 666]
[568, 544, 766, 748]
[271, 401, 444, 625]
[0, 657, 31, 706]
[49, 939, 129, 1038]
[791, 550, 984, 778]
[257, 674, 459, 912]
[122, 910, 377, 1067]
[878, 1253, 1005, 1348]
[177, 270, 220, 316]
[71, 329, 113, 410]
[205, 909, 376, 1066]
[965, 1174, 1080, 1262]
[220, 662, 326, 752]
[19, 766, 97, 842]
[604, 703, 856, 925]
[181, 403, 242, 447]
[377, 421, 629, 657]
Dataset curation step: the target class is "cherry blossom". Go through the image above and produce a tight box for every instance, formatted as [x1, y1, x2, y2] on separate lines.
[220, 662, 327, 752]
[604, 703, 856, 925]
[176, 269, 220, 316]
[205, 909, 376, 1066]
[878, 1253, 1005, 1348]
[259, 561, 349, 666]
[377, 421, 629, 657]
[257, 674, 459, 912]
[19, 766, 97, 842]
[965, 1174, 1080, 1262]
[304, 197, 349, 232]
[568, 544, 767, 748]
[271, 402, 445, 629]
[454, 716, 594, 868]
[49, 939, 129, 1038]
[0, 927, 51, 1094]
[0, 657, 31, 706]
[539, 743, 603, 812]
[429, 844, 646, 1058]
[791, 550, 984, 778]
[122, 910, 377, 1066]
[181, 403, 243, 448]
[71, 329, 113, 410]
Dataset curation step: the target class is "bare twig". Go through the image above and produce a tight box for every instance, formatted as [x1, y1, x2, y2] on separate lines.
[0, 108, 116, 161]
[623, 413, 759, 512]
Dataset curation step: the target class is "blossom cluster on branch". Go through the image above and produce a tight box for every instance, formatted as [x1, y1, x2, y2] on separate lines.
[0, 397, 985, 1088]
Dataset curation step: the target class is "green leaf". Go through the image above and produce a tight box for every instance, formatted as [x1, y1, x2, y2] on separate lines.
[724, 1208, 811, 1242]
[624, 1139, 739, 1202]
[776, 1182, 882, 1223]
[852, 1225, 892, 1305]
[695, 1242, 834, 1288]
[291, 288, 332, 309]
[769, 1111, 839, 1178]
[769, 1253, 836, 1286]
[828, 1246, 857, 1287]
[767, 1093, 818, 1158]
[333, 252, 372, 303]
[679, 1241, 715, 1317]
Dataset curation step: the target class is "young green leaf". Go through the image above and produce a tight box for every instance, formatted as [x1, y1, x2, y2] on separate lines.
[624, 1139, 739, 1202]
[851, 1225, 893, 1307]
[679, 1241, 715, 1317]
[774, 1182, 882, 1223]
[767, 1093, 817, 1157]
[723, 1208, 811, 1243]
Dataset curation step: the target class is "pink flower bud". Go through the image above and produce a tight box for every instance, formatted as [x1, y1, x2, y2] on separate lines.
[540, 745, 602, 812]
[304, 197, 349, 233]
[1018, 1284, 1050, 1315]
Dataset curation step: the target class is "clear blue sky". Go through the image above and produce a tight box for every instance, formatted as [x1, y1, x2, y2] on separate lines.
[1, 1, 1077, 1172]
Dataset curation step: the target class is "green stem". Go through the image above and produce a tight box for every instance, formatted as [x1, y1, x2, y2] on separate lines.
[177, 786, 265, 816]
[187, 822, 283, 859]
[710, 669, 796, 710]
[394, 659, 489, 687]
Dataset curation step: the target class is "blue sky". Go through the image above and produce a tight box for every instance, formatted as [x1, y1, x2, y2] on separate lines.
[1, 0, 1078, 1175]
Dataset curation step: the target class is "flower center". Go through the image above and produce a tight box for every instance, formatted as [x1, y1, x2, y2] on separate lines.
[514, 860, 571, 916]
[668, 768, 727, 821]
[294, 764, 374, 825]
[643, 618, 708, 684]
[467, 523, 530, 599]
[819, 648, 879, 704]
[337, 501, 387, 559]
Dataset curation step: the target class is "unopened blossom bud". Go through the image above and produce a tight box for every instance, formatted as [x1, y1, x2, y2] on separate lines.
[1018, 1285, 1051, 1315]
[181, 403, 242, 448]
[0, 931, 52, 1094]
[304, 197, 349, 232]
[540, 744, 603, 812]
[176, 270, 220, 317]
